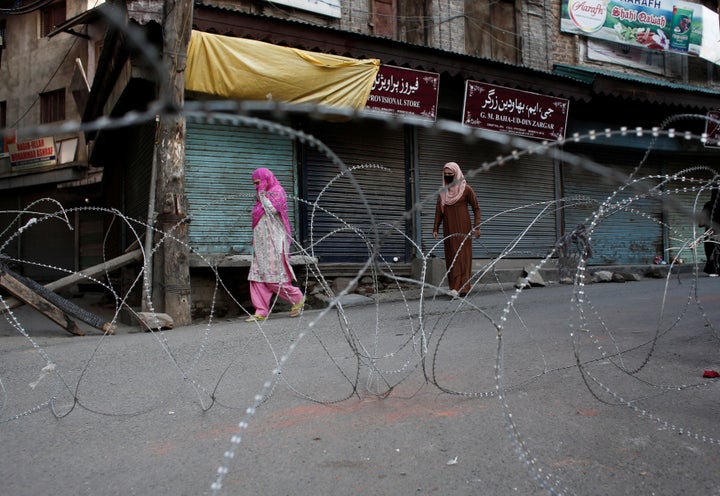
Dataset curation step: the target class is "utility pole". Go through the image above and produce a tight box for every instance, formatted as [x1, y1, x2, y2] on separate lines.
[154, 0, 194, 326]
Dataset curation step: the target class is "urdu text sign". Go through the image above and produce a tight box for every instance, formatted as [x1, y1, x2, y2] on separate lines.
[463, 81, 569, 141]
[365, 65, 440, 121]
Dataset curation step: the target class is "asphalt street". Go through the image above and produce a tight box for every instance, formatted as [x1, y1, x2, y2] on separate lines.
[1, 274, 719, 496]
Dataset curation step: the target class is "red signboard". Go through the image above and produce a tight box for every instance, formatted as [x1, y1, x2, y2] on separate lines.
[704, 110, 720, 148]
[463, 81, 570, 141]
[365, 65, 439, 121]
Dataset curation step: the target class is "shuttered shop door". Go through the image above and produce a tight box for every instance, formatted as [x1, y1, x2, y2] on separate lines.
[417, 129, 558, 259]
[561, 148, 663, 265]
[123, 123, 155, 227]
[303, 121, 408, 262]
[662, 163, 717, 265]
[15, 190, 75, 282]
[185, 121, 295, 255]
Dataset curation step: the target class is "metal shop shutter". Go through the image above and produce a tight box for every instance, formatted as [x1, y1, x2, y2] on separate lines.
[417, 128, 558, 259]
[185, 120, 295, 255]
[123, 123, 155, 228]
[561, 148, 663, 265]
[303, 121, 408, 263]
[662, 163, 717, 265]
[13, 190, 76, 282]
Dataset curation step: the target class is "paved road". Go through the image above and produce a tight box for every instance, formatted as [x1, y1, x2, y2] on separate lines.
[1, 274, 719, 495]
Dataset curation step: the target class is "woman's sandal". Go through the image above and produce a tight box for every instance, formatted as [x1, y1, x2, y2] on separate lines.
[289, 297, 305, 317]
[245, 314, 266, 322]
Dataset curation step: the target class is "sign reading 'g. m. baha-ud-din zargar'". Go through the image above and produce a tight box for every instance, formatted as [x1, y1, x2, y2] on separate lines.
[462, 81, 569, 141]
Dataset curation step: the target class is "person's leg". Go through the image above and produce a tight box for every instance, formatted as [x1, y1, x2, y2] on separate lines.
[260, 282, 304, 316]
[457, 240, 473, 295]
[277, 283, 304, 305]
[444, 236, 462, 294]
[711, 241, 720, 276]
[249, 281, 273, 317]
[703, 236, 714, 274]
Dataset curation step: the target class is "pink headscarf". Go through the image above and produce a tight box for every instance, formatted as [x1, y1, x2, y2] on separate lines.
[439, 162, 466, 212]
[251, 168, 292, 237]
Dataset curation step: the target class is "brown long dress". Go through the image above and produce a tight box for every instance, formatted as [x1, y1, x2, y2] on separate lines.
[433, 185, 481, 294]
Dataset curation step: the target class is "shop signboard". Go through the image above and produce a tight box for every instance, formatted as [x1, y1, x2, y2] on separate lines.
[462, 81, 569, 141]
[560, 0, 720, 63]
[704, 110, 720, 149]
[8, 137, 57, 168]
[365, 65, 440, 121]
[263, 0, 340, 18]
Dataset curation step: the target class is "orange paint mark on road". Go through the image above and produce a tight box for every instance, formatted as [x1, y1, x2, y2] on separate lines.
[697, 295, 720, 303]
[265, 396, 480, 431]
[147, 441, 176, 456]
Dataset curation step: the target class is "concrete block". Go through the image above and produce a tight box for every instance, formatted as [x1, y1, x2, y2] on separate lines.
[412, 257, 447, 288]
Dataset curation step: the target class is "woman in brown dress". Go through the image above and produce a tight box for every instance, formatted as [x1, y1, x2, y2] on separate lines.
[432, 162, 481, 297]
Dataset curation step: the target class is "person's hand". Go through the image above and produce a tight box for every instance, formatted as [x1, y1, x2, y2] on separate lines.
[473, 227, 481, 238]
[432, 230, 438, 240]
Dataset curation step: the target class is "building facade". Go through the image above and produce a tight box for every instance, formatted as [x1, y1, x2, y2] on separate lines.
[0, 0, 106, 282]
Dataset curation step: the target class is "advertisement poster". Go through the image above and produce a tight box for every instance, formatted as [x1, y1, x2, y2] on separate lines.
[365, 65, 440, 121]
[8, 137, 57, 168]
[560, 0, 720, 63]
[462, 81, 569, 141]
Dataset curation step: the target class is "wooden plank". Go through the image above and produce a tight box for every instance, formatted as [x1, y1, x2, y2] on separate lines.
[0, 270, 84, 336]
[0, 249, 143, 312]
[135, 312, 174, 331]
[189, 253, 317, 267]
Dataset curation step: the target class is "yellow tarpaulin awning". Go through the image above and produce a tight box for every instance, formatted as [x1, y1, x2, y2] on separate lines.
[185, 30, 381, 109]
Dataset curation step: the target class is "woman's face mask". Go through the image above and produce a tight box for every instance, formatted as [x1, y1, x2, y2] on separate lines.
[444, 174, 454, 184]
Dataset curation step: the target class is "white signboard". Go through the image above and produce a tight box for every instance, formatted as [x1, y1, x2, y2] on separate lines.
[264, 0, 341, 18]
[8, 137, 57, 168]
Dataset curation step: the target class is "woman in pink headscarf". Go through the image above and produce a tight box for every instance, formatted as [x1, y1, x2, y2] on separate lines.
[432, 162, 481, 297]
[245, 168, 305, 322]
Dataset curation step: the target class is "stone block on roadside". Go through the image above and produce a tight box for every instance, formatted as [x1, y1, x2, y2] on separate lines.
[593, 270, 613, 282]
[522, 264, 547, 287]
[332, 277, 358, 294]
[645, 266, 669, 278]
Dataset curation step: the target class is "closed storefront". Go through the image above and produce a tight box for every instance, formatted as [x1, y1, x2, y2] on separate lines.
[417, 129, 558, 259]
[185, 119, 296, 256]
[4, 190, 76, 282]
[662, 161, 718, 266]
[561, 147, 664, 265]
[122, 123, 156, 229]
[302, 120, 408, 262]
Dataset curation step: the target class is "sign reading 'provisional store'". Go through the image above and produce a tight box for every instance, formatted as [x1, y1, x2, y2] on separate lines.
[365, 65, 439, 121]
[462, 81, 569, 141]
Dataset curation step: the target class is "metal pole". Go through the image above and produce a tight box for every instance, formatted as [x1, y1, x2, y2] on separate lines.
[141, 116, 160, 312]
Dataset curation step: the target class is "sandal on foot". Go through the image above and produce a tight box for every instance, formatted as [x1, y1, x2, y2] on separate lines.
[245, 314, 266, 322]
[289, 297, 305, 317]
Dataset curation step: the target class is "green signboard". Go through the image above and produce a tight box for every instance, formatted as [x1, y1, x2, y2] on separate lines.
[560, 0, 720, 63]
